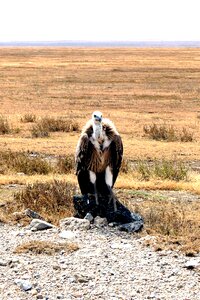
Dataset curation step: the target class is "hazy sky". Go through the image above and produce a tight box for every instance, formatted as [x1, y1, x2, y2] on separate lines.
[0, 0, 199, 42]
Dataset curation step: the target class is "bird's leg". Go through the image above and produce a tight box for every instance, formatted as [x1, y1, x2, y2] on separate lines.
[107, 185, 117, 212]
[89, 171, 99, 205]
[105, 166, 117, 212]
[93, 181, 99, 205]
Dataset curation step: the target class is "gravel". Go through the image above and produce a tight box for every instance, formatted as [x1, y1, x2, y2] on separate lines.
[0, 221, 199, 300]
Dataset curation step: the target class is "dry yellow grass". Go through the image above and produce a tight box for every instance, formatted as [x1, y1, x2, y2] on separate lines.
[14, 240, 79, 255]
[0, 47, 200, 159]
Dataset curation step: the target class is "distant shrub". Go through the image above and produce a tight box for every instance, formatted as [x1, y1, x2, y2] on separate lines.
[31, 122, 50, 138]
[0, 116, 11, 134]
[13, 180, 76, 224]
[31, 116, 79, 138]
[143, 123, 194, 142]
[42, 117, 79, 132]
[12, 127, 21, 134]
[180, 127, 194, 142]
[21, 114, 36, 123]
[143, 123, 177, 141]
[136, 159, 188, 181]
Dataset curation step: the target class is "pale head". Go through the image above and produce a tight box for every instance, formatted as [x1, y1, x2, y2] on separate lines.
[92, 111, 102, 124]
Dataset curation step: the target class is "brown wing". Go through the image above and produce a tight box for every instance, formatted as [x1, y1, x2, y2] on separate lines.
[75, 133, 94, 174]
[75, 133, 96, 195]
[109, 134, 123, 186]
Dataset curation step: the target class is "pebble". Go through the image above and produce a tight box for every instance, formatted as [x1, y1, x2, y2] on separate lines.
[184, 259, 200, 269]
[93, 216, 108, 226]
[110, 242, 132, 250]
[28, 219, 55, 231]
[0, 259, 9, 266]
[60, 217, 90, 230]
[84, 212, 94, 222]
[14, 279, 32, 291]
[59, 230, 76, 239]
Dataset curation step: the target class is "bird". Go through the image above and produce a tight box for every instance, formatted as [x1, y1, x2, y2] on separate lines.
[75, 111, 123, 211]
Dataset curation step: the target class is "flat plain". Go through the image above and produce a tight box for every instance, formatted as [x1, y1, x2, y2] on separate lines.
[0, 47, 200, 188]
[0, 47, 200, 253]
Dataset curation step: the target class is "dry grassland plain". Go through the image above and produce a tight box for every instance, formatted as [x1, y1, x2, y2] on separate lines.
[0, 47, 200, 190]
[0, 47, 200, 253]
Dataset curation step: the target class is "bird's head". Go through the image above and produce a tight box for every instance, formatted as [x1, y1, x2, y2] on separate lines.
[92, 111, 102, 124]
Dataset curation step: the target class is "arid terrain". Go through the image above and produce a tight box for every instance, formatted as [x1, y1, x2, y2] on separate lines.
[0, 47, 200, 158]
[0, 47, 200, 255]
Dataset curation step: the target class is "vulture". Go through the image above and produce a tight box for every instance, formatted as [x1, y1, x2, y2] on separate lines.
[75, 111, 123, 210]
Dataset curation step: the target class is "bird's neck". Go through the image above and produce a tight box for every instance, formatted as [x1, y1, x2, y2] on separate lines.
[93, 123, 103, 141]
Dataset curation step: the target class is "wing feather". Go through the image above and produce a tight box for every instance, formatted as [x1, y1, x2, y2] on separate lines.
[75, 133, 93, 174]
[110, 134, 123, 186]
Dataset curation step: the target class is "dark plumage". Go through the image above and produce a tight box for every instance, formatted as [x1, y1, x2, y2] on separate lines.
[75, 112, 123, 209]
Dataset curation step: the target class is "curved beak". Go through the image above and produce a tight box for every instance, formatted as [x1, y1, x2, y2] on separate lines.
[95, 116, 102, 122]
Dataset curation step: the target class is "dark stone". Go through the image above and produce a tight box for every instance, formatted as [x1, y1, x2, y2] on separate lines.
[118, 220, 143, 233]
[73, 194, 144, 233]
[24, 208, 44, 220]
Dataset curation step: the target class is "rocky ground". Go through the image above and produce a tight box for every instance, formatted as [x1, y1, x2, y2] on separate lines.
[0, 216, 200, 300]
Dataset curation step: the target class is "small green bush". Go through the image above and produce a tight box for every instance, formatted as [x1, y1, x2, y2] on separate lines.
[136, 159, 188, 181]
[154, 160, 188, 181]
[137, 160, 152, 180]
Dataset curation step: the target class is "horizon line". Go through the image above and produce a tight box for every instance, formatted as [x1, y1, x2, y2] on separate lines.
[1, 40, 200, 47]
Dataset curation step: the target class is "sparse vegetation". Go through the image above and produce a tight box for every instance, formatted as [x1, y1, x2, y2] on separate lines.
[136, 159, 188, 181]
[120, 158, 132, 173]
[143, 124, 194, 142]
[12, 180, 76, 224]
[0, 151, 52, 175]
[21, 113, 36, 123]
[31, 117, 79, 138]
[120, 190, 200, 255]
[0, 116, 11, 134]
[180, 127, 194, 142]
[143, 124, 177, 141]
[142, 201, 200, 255]
[14, 240, 79, 255]
[0, 151, 76, 175]
[56, 155, 75, 174]
[31, 122, 50, 138]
